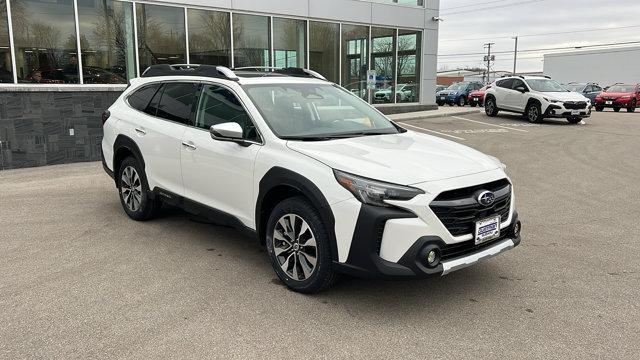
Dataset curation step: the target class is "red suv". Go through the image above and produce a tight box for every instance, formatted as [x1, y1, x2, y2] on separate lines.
[467, 85, 490, 107]
[594, 84, 640, 112]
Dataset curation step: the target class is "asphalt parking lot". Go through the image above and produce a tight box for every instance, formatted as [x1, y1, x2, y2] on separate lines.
[1, 110, 639, 359]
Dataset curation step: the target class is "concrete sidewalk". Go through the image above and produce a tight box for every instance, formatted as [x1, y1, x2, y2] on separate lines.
[388, 106, 481, 121]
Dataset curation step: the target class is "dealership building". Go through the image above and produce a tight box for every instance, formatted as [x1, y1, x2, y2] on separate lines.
[0, 0, 439, 169]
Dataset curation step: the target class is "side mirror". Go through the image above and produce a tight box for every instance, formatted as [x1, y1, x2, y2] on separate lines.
[515, 86, 526, 93]
[210, 122, 243, 142]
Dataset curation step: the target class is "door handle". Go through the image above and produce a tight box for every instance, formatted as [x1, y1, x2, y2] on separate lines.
[134, 127, 146, 135]
[181, 141, 197, 150]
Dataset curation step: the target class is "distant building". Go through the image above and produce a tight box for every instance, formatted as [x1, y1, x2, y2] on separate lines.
[544, 46, 640, 86]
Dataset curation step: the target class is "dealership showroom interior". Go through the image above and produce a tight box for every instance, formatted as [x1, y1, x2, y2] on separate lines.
[1, 0, 639, 358]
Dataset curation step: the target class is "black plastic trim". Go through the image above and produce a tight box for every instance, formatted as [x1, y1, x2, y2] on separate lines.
[101, 147, 114, 180]
[152, 187, 257, 239]
[256, 167, 338, 261]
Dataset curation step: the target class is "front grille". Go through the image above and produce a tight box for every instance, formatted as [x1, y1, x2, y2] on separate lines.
[429, 179, 511, 237]
[563, 101, 587, 110]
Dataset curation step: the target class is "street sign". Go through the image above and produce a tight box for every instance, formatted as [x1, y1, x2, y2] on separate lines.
[366, 70, 376, 90]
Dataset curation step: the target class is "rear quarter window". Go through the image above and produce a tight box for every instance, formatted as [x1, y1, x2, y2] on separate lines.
[128, 83, 161, 111]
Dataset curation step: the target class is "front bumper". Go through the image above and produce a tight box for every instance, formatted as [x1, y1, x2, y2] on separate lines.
[545, 103, 591, 118]
[595, 98, 630, 108]
[333, 203, 521, 278]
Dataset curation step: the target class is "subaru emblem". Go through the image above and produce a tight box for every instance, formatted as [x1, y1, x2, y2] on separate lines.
[477, 191, 495, 207]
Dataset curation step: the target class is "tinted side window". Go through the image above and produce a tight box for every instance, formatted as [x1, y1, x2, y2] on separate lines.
[497, 79, 513, 89]
[128, 84, 161, 111]
[157, 82, 200, 124]
[511, 79, 526, 90]
[196, 85, 258, 141]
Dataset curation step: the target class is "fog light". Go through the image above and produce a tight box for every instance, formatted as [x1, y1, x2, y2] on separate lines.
[420, 244, 441, 268]
[514, 220, 522, 237]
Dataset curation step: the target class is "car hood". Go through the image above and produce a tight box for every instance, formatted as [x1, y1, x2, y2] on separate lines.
[600, 92, 631, 98]
[286, 131, 501, 185]
[540, 91, 589, 101]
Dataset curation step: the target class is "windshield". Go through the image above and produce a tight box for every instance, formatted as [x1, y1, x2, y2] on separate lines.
[607, 85, 635, 93]
[447, 83, 467, 91]
[564, 84, 584, 92]
[243, 83, 400, 140]
[526, 79, 566, 92]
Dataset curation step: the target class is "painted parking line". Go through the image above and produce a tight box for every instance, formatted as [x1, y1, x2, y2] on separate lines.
[441, 128, 509, 135]
[452, 116, 529, 132]
[401, 122, 467, 141]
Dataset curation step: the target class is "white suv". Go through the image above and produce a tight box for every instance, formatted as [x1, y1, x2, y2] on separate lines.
[101, 64, 522, 293]
[484, 75, 592, 124]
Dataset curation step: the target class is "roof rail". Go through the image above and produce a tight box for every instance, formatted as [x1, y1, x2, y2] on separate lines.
[141, 64, 239, 81]
[234, 66, 327, 80]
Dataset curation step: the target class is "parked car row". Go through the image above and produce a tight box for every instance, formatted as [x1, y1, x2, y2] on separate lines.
[436, 81, 484, 106]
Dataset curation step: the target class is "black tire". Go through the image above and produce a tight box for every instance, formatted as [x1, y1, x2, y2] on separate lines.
[470, 102, 477, 107]
[567, 117, 582, 124]
[595, 106, 604, 112]
[613, 107, 620, 112]
[265, 197, 339, 293]
[485, 97, 499, 117]
[436, 101, 444, 106]
[457, 96, 466, 107]
[627, 100, 636, 113]
[116, 156, 161, 221]
[525, 102, 543, 123]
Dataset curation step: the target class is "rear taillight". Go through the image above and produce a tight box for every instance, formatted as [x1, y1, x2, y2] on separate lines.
[101, 110, 110, 125]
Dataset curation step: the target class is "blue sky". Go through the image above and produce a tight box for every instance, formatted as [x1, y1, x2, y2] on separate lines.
[438, 0, 640, 72]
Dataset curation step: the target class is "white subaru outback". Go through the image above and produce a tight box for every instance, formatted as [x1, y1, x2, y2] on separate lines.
[101, 64, 522, 293]
[484, 75, 591, 124]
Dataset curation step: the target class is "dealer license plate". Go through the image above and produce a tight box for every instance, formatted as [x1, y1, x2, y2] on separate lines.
[571, 110, 581, 115]
[606, 101, 613, 105]
[440, 96, 446, 101]
[473, 97, 479, 102]
[475, 216, 500, 245]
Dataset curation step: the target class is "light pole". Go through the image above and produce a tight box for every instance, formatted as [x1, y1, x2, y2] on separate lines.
[512, 36, 518, 74]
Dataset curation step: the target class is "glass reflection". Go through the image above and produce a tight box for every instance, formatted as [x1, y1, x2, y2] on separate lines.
[342, 24, 369, 100]
[397, 29, 421, 103]
[136, 4, 185, 74]
[0, 0, 12, 83]
[188, 9, 231, 66]
[309, 21, 339, 83]
[371, 27, 395, 104]
[272, 17, 305, 68]
[233, 13, 270, 68]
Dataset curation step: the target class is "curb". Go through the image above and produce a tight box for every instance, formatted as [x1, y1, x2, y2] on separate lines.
[389, 109, 482, 122]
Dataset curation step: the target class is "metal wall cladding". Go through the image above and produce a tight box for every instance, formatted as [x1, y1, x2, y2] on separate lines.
[0, 91, 122, 170]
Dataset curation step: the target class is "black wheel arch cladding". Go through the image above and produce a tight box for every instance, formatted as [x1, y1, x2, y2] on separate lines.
[256, 167, 339, 261]
[113, 135, 146, 186]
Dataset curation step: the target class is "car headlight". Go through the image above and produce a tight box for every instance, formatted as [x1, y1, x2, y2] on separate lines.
[543, 97, 562, 103]
[487, 155, 507, 171]
[334, 170, 424, 207]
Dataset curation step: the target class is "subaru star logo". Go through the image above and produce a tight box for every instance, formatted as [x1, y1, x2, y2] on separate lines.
[477, 191, 495, 207]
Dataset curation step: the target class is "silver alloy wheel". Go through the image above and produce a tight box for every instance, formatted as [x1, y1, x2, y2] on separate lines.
[121, 166, 143, 212]
[486, 99, 494, 113]
[528, 105, 539, 122]
[272, 214, 318, 281]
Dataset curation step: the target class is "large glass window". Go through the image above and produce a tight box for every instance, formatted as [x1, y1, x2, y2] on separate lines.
[371, 27, 395, 104]
[136, 4, 185, 75]
[342, 25, 369, 100]
[78, 0, 135, 84]
[272, 17, 305, 69]
[11, 0, 79, 83]
[188, 9, 230, 67]
[309, 21, 339, 83]
[397, 29, 421, 103]
[233, 13, 270, 68]
[0, 0, 12, 83]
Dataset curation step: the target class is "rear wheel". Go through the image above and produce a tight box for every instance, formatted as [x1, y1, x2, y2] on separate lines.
[470, 102, 477, 107]
[485, 97, 499, 117]
[117, 157, 161, 221]
[613, 107, 621, 112]
[457, 96, 466, 107]
[595, 106, 604, 112]
[525, 102, 543, 123]
[627, 100, 636, 113]
[265, 197, 338, 293]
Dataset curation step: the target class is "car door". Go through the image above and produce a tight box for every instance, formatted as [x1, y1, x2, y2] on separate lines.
[506, 79, 529, 112]
[180, 83, 262, 228]
[126, 82, 196, 195]
[494, 79, 513, 109]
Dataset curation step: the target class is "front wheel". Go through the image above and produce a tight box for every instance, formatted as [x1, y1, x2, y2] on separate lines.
[525, 102, 543, 123]
[595, 106, 604, 112]
[627, 100, 636, 113]
[485, 97, 499, 117]
[613, 107, 620, 112]
[470, 102, 477, 107]
[457, 96, 466, 107]
[265, 197, 338, 293]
